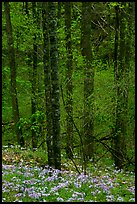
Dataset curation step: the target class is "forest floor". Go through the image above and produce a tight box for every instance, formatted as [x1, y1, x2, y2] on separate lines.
[2, 146, 135, 202]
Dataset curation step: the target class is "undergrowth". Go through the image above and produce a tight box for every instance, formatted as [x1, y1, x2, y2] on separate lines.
[2, 146, 135, 202]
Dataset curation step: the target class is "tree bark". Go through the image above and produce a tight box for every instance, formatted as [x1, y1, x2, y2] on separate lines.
[57, 2, 62, 21]
[48, 2, 61, 170]
[42, 2, 54, 167]
[113, 3, 130, 169]
[81, 2, 94, 161]
[4, 2, 24, 147]
[31, 2, 38, 149]
[65, 2, 73, 159]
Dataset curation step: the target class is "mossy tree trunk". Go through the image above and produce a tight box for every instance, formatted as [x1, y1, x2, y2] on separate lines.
[31, 2, 38, 149]
[81, 2, 94, 162]
[113, 3, 131, 169]
[4, 2, 24, 147]
[48, 2, 61, 170]
[42, 2, 54, 167]
[65, 2, 73, 159]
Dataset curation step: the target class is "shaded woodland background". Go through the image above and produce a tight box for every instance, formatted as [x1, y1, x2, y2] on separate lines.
[2, 2, 135, 173]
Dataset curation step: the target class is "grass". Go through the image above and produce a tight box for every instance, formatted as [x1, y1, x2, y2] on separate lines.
[2, 146, 135, 202]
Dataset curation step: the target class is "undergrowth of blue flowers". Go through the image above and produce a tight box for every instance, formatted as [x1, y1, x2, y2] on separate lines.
[2, 146, 135, 202]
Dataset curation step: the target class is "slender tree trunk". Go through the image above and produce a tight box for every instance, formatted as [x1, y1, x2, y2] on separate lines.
[42, 2, 54, 167]
[4, 2, 24, 147]
[48, 2, 61, 170]
[111, 5, 119, 158]
[36, 3, 44, 113]
[31, 2, 37, 149]
[64, 2, 73, 159]
[24, 2, 37, 148]
[126, 3, 135, 149]
[57, 2, 62, 21]
[81, 2, 94, 162]
[113, 3, 129, 169]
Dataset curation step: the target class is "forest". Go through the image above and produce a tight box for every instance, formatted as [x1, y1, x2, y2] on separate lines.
[2, 2, 135, 202]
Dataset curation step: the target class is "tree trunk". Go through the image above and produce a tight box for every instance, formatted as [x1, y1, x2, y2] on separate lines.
[125, 3, 135, 150]
[4, 2, 24, 147]
[113, 3, 129, 169]
[57, 2, 62, 21]
[81, 2, 94, 161]
[24, 2, 37, 149]
[64, 2, 73, 159]
[42, 2, 54, 167]
[31, 2, 37, 149]
[111, 5, 119, 159]
[48, 2, 61, 170]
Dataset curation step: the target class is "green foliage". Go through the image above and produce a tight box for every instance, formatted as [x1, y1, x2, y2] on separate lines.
[17, 118, 29, 130]
[30, 110, 45, 124]
[2, 2, 135, 175]
[15, 111, 46, 143]
[108, 2, 125, 9]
